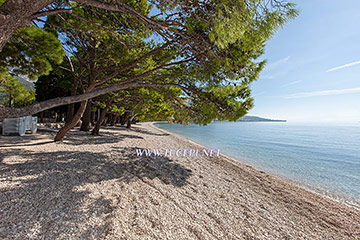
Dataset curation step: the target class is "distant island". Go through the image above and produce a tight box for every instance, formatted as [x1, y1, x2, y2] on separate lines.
[238, 116, 287, 122]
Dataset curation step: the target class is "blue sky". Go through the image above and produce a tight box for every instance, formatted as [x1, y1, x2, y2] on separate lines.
[248, 0, 360, 123]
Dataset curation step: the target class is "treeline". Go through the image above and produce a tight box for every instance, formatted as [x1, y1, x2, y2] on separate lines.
[0, 0, 297, 141]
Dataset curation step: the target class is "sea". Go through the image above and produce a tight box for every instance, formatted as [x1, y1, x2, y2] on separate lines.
[155, 121, 360, 206]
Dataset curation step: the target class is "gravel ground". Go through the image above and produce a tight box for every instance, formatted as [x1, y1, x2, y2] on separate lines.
[0, 122, 359, 239]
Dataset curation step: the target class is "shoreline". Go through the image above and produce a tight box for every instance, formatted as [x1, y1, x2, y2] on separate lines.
[151, 122, 360, 210]
[1, 122, 359, 239]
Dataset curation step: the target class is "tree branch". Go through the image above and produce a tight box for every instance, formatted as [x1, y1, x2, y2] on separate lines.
[32, 7, 77, 18]
[95, 41, 172, 86]
[0, 81, 188, 119]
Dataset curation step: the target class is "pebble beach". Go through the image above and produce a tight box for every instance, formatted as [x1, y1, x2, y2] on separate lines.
[0, 122, 359, 239]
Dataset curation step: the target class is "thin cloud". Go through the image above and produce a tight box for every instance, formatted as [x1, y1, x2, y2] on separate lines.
[284, 87, 360, 99]
[260, 56, 291, 80]
[282, 80, 301, 87]
[266, 56, 290, 70]
[252, 91, 267, 97]
[261, 75, 276, 80]
[326, 60, 360, 72]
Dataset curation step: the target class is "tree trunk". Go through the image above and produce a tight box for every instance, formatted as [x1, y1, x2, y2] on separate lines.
[126, 118, 132, 129]
[120, 114, 124, 125]
[59, 112, 64, 122]
[66, 103, 74, 123]
[97, 108, 101, 121]
[102, 114, 108, 126]
[0, 0, 157, 52]
[91, 108, 107, 135]
[39, 111, 44, 123]
[91, 110, 96, 126]
[110, 115, 118, 126]
[9, 93, 13, 107]
[80, 101, 91, 131]
[126, 112, 136, 129]
[54, 100, 87, 141]
[120, 112, 129, 125]
[0, 0, 54, 51]
[108, 114, 113, 126]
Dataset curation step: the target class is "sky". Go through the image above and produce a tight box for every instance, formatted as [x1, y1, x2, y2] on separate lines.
[247, 0, 360, 123]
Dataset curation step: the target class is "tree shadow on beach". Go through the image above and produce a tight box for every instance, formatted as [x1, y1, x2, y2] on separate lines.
[0, 124, 167, 149]
[0, 132, 55, 148]
[62, 131, 144, 146]
[0, 146, 192, 239]
[0, 129, 144, 147]
[130, 126, 170, 136]
[106, 124, 170, 137]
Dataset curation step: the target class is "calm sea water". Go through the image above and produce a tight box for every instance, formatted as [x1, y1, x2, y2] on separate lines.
[155, 122, 360, 203]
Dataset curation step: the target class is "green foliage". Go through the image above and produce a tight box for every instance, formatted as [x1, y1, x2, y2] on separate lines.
[146, 0, 298, 124]
[34, 62, 74, 113]
[0, 26, 65, 80]
[35, 69, 72, 102]
[170, 83, 253, 125]
[209, 0, 298, 49]
[94, 85, 180, 122]
[25, 0, 297, 126]
[154, 0, 298, 85]
[0, 72, 35, 107]
[130, 87, 181, 121]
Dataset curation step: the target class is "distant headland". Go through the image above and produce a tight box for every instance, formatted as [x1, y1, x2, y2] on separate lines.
[238, 116, 287, 122]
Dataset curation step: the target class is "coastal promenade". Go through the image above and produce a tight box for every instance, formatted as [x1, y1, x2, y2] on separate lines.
[0, 122, 359, 239]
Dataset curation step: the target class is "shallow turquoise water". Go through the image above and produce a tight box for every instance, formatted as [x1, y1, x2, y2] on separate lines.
[155, 122, 360, 202]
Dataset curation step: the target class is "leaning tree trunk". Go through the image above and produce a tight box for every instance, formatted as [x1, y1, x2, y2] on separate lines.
[54, 100, 87, 141]
[91, 108, 107, 135]
[0, 0, 54, 51]
[80, 101, 91, 131]
[0, 16, 27, 52]
[0, 82, 181, 119]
